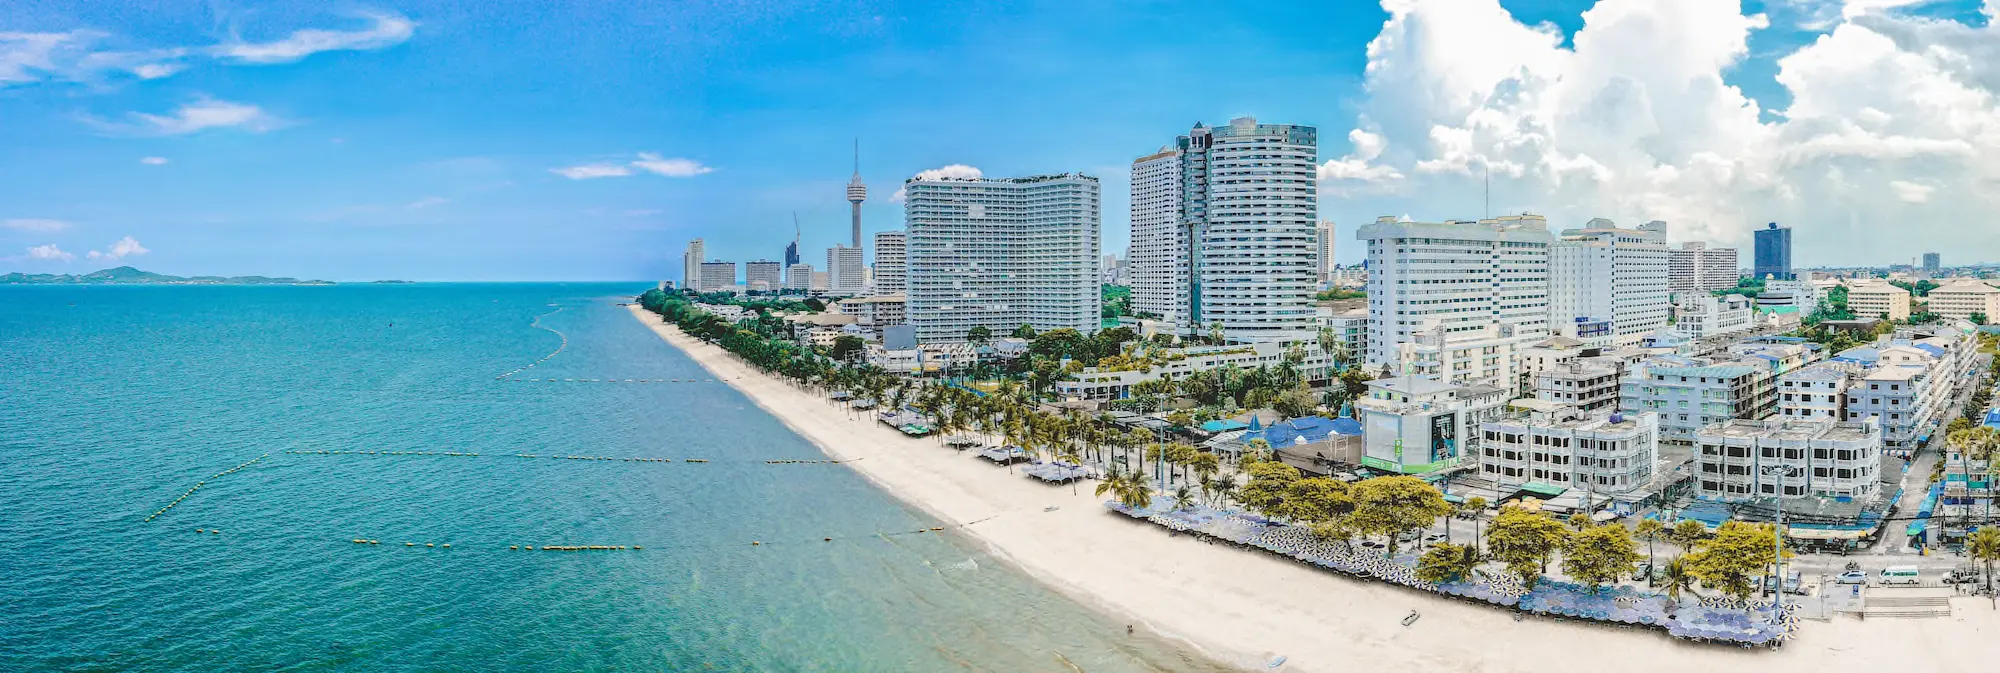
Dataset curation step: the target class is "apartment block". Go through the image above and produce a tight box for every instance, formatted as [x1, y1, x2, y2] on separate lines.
[1549, 219, 1670, 343]
[1358, 215, 1554, 366]
[1693, 417, 1881, 500]
[744, 260, 783, 292]
[1477, 402, 1659, 497]
[1619, 360, 1777, 441]
[1925, 278, 2000, 322]
[1845, 280, 1911, 321]
[872, 231, 908, 295]
[697, 261, 737, 293]
[1668, 241, 1739, 293]
[904, 173, 1101, 343]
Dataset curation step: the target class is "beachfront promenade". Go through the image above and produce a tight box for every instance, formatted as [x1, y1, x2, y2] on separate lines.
[629, 304, 2000, 673]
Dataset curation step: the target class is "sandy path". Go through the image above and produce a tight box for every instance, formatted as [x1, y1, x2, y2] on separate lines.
[628, 304, 2000, 672]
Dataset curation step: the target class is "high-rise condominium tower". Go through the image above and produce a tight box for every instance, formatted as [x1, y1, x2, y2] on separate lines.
[826, 246, 865, 296]
[1128, 117, 1319, 342]
[1128, 147, 1188, 322]
[1317, 220, 1337, 285]
[682, 238, 704, 290]
[1549, 219, 1669, 342]
[1668, 242, 1739, 293]
[744, 260, 783, 292]
[1358, 215, 1554, 366]
[872, 230, 907, 295]
[904, 173, 1100, 342]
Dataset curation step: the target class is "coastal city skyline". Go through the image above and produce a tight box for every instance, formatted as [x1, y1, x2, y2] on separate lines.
[7, 0, 2000, 281]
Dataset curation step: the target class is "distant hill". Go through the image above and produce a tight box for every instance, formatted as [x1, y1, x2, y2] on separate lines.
[0, 266, 335, 285]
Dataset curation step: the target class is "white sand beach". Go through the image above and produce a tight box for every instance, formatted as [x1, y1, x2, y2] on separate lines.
[630, 304, 2000, 672]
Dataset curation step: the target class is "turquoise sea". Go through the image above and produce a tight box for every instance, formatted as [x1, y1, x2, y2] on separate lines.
[0, 284, 1219, 672]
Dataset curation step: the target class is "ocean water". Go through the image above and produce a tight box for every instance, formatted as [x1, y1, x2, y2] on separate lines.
[0, 284, 1220, 672]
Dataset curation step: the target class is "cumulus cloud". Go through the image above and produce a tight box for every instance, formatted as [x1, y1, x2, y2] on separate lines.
[215, 12, 416, 64]
[892, 164, 984, 203]
[1321, 0, 2000, 264]
[85, 236, 149, 261]
[2, 218, 70, 232]
[139, 156, 169, 165]
[552, 153, 712, 180]
[115, 97, 275, 135]
[25, 244, 74, 262]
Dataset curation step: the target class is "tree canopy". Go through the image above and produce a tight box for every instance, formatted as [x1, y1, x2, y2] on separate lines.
[1485, 506, 1568, 588]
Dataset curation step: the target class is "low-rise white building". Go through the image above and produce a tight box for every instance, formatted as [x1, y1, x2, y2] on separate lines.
[1394, 320, 1529, 391]
[1477, 401, 1659, 497]
[1693, 417, 1882, 500]
[1926, 278, 2000, 322]
[1355, 376, 1511, 475]
[1058, 342, 1343, 401]
[1619, 359, 1777, 442]
[1778, 362, 1859, 421]
[1672, 294, 1756, 339]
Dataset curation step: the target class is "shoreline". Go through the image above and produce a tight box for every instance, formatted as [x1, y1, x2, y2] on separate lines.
[627, 304, 2000, 672]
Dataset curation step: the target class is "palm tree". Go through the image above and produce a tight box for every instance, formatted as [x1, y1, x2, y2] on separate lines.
[1635, 518, 1667, 586]
[1662, 556, 1695, 608]
[1463, 497, 1489, 554]
[1969, 526, 2000, 595]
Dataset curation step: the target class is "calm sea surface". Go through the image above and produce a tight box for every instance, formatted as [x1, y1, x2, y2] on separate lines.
[0, 284, 1220, 672]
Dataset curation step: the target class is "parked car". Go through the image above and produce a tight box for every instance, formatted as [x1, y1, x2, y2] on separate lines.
[1761, 571, 1806, 595]
[1946, 566, 1981, 584]
[1835, 570, 1869, 585]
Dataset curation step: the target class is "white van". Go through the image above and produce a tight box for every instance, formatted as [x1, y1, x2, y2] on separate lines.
[1880, 565, 1921, 585]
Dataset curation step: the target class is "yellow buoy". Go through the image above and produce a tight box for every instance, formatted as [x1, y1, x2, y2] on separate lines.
[751, 541, 761, 546]
[425, 543, 435, 548]
[406, 542, 415, 546]
[441, 544, 451, 548]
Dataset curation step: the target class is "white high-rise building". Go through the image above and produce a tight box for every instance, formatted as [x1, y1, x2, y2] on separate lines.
[682, 238, 704, 290]
[826, 246, 865, 296]
[1127, 147, 1188, 322]
[872, 231, 907, 295]
[1317, 220, 1337, 285]
[1357, 215, 1554, 367]
[698, 261, 736, 293]
[1549, 219, 1669, 344]
[785, 263, 814, 292]
[904, 172, 1101, 342]
[1183, 117, 1319, 343]
[744, 260, 783, 292]
[1668, 242, 1739, 294]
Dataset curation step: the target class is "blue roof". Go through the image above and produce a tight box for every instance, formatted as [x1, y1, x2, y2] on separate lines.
[1242, 417, 1362, 447]
[1983, 408, 2000, 430]
[1912, 343, 1946, 358]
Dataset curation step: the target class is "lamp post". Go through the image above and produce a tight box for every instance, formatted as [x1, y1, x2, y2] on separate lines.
[1761, 464, 1800, 605]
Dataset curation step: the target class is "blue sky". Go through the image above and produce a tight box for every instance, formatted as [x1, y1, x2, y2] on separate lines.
[3, 0, 1996, 280]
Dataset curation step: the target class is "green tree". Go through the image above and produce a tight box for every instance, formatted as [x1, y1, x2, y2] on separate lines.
[1272, 477, 1355, 528]
[966, 325, 992, 345]
[1485, 506, 1568, 588]
[1662, 556, 1695, 605]
[1272, 383, 1319, 419]
[1561, 523, 1643, 593]
[1095, 468, 1153, 511]
[1012, 323, 1037, 340]
[1972, 312, 1990, 326]
[1683, 521, 1787, 601]
[830, 335, 866, 363]
[1968, 526, 2000, 594]
[1460, 496, 1490, 552]
[1238, 461, 1302, 515]
[1415, 542, 1480, 585]
[1348, 476, 1452, 555]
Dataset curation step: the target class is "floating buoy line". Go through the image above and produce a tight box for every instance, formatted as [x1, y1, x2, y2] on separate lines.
[284, 450, 736, 464]
[494, 306, 567, 381]
[500, 377, 721, 384]
[764, 459, 859, 465]
[287, 450, 482, 457]
[144, 452, 270, 522]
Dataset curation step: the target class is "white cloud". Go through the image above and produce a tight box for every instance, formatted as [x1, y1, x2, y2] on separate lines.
[1889, 179, 1933, 203]
[0, 31, 94, 84]
[139, 156, 169, 165]
[1318, 0, 2000, 264]
[85, 236, 149, 261]
[551, 163, 634, 180]
[216, 12, 416, 64]
[26, 244, 74, 262]
[406, 196, 449, 209]
[121, 97, 275, 135]
[631, 153, 714, 177]
[892, 164, 984, 202]
[552, 153, 714, 180]
[2, 218, 70, 232]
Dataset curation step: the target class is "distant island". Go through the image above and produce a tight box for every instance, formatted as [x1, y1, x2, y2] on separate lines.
[0, 266, 335, 286]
